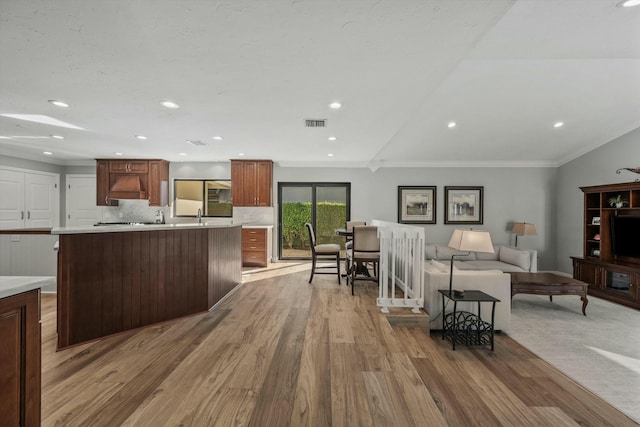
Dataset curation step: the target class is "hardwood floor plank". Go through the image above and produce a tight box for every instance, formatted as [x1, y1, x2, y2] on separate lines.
[362, 371, 414, 426]
[388, 352, 447, 426]
[40, 265, 638, 427]
[531, 406, 582, 426]
[121, 342, 248, 426]
[247, 306, 309, 426]
[290, 300, 332, 426]
[330, 343, 373, 427]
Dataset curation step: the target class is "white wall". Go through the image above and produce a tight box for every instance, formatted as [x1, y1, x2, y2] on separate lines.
[556, 126, 640, 273]
[275, 165, 557, 270]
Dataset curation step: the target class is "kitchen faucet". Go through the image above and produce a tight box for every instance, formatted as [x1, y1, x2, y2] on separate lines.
[197, 208, 202, 224]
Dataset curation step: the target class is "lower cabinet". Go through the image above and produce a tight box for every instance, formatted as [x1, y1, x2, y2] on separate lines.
[0, 289, 41, 426]
[573, 257, 640, 309]
[242, 228, 270, 267]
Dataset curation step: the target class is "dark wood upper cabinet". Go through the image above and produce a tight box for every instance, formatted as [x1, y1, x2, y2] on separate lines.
[96, 159, 169, 207]
[231, 160, 273, 207]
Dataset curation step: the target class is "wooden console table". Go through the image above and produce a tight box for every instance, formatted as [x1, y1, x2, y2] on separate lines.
[510, 272, 589, 315]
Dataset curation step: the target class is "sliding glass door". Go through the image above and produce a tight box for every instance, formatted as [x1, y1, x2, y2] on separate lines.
[278, 183, 350, 259]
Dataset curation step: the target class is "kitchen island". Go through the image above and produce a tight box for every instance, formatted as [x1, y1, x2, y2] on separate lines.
[51, 223, 242, 349]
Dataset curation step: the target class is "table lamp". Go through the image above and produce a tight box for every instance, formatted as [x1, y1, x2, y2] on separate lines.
[447, 229, 494, 297]
[511, 222, 537, 247]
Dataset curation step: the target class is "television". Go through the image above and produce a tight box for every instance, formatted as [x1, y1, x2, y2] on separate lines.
[610, 215, 640, 258]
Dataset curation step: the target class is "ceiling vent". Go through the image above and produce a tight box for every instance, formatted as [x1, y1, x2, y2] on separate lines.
[187, 140, 207, 146]
[305, 119, 327, 128]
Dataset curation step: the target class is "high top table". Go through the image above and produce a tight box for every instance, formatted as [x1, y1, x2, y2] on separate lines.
[510, 272, 589, 315]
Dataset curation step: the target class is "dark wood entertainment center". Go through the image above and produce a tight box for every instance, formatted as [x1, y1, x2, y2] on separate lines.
[572, 181, 640, 309]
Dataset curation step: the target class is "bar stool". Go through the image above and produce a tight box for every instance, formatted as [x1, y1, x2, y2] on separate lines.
[305, 223, 341, 284]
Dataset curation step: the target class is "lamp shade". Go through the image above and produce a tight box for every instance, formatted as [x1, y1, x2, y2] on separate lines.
[512, 222, 537, 236]
[448, 229, 494, 254]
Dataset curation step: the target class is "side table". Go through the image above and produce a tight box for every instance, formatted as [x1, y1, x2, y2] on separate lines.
[438, 289, 500, 351]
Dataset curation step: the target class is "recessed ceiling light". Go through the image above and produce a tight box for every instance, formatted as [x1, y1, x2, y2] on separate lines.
[329, 102, 342, 109]
[161, 100, 180, 109]
[136, 135, 147, 140]
[238, 153, 245, 156]
[51, 135, 64, 139]
[178, 152, 188, 156]
[212, 136, 223, 141]
[328, 153, 334, 157]
[553, 121, 564, 128]
[114, 152, 123, 156]
[617, 0, 640, 7]
[1, 114, 84, 129]
[43, 151, 53, 155]
[328, 136, 337, 141]
[448, 122, 457, 128]
[48, 100, 69, 108]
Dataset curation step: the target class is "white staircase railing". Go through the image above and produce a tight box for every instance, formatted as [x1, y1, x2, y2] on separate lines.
[371, 220, 424, 313]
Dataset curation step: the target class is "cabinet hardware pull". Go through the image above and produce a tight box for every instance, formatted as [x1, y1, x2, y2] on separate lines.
[27, 211, 30, 219]
[21, 211, 24, 220]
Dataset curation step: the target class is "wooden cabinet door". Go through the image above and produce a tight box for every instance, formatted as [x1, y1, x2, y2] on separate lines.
[109, 160, 148, 173]
[255, 161, 272, 207]
[148, 160, 169, 206]
[573, 258, 601, 291]
[231, 160, 246, 206]
[96, 160, 115, 206]
[231, 160, 272, 207]
[0, 290, 41, 427]
[243, 161, 258, 206]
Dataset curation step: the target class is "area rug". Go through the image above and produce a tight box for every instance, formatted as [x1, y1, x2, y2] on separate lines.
[507, 293, 640, 422]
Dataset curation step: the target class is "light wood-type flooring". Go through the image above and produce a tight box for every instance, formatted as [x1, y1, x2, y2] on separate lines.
[41, 264, 638, 426]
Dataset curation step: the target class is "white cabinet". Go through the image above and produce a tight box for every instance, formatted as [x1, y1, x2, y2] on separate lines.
[0, 168, 59, 229]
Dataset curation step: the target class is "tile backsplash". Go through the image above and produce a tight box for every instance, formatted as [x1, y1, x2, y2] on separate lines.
[103, 201, 274, 225]
[103, 200, 168, 223]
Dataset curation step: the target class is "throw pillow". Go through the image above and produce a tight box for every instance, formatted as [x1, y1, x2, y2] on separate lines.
[424, 244, 438, 260]
[476, 245, 500, 260]
[499, 246, 531, 271]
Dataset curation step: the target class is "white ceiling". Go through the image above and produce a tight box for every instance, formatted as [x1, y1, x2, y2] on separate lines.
[1, 0, 639, 168]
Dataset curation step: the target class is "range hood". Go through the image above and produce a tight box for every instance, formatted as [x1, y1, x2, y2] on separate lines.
[108, 175, 147, 200]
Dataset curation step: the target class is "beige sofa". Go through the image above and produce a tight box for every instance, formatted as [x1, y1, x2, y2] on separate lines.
[424, 244, 537, 273]
[423, 261, 511, 331]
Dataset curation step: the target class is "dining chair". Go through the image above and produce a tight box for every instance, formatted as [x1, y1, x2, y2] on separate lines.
[344, 221, 366, 274]
[346, 225, 380, 295]
[305, 223, 341, 284]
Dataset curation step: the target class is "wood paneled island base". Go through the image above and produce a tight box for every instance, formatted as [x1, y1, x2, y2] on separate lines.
[55, 225, 242, 349]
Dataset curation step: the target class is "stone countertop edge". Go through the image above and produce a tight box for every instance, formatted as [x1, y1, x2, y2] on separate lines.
[0, 276, 55, 299]
[242, 225, 273, 229]
[51, 223, 243, 235]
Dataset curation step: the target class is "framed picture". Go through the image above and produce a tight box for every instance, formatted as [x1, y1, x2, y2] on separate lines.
[592, 216, 601, 225]
[398, 186, 436, 224]
[444, 186, 484, 224]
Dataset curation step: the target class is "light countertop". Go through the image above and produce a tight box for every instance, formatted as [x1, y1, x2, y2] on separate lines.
[51, 222, 243, 234]
[0, 276, 55, 299]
